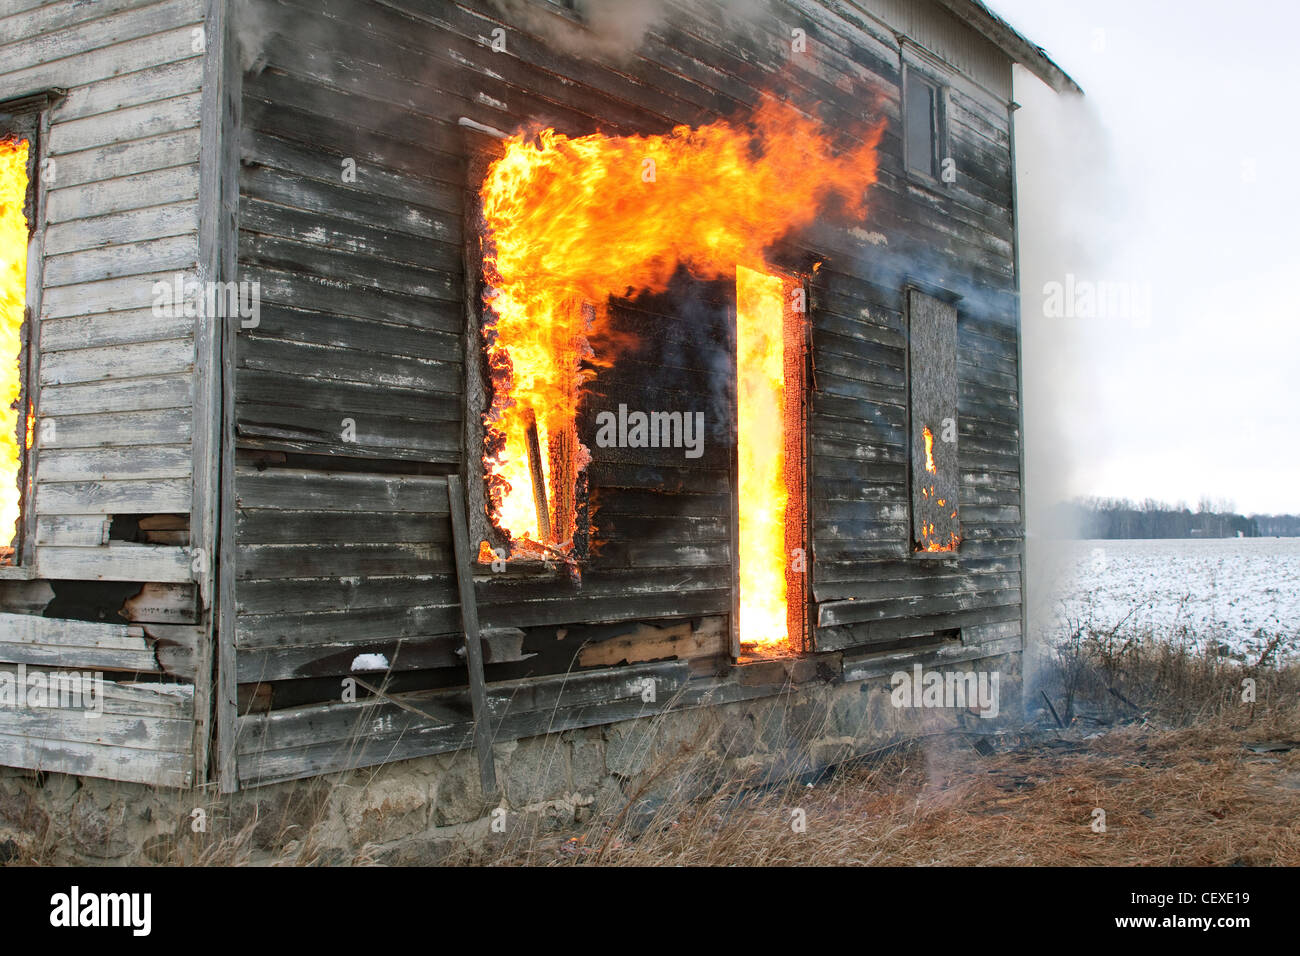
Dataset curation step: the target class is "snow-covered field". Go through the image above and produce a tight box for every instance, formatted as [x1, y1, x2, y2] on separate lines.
[1029, 537, 1300, 661]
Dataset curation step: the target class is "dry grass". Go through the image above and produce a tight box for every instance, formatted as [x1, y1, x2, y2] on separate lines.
[443, 721, 1300, 866]
[449, 625, 1300, 866]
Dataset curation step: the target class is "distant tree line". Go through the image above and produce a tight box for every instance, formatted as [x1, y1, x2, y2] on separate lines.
[1057, 497, 1300, 539]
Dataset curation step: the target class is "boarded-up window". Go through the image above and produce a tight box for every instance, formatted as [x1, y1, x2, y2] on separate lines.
[907, 290, 960, 553]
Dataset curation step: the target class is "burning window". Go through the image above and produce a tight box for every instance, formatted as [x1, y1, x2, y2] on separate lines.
[735, 266, 807, 655]
[908, 289, 960, 553]
[1, 122, 35, 567]
[472, 101, 880, 651]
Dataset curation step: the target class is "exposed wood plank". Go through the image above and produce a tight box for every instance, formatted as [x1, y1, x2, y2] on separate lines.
[39, 408, 192, 450]
[36, 544, 193, 582]
[34, 514, 110, 547]
[0, 731, 191, 788]
[46, 164, 200, 223]
[36, 478, 190, 514]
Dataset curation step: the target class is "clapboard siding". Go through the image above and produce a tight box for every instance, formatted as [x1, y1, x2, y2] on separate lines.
[0, 0, 207, 786]
[226, 0, 1025, 684]
[0, 663, 194, 787]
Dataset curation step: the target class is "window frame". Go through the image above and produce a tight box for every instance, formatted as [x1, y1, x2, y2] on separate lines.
[0, 92, 58, 577]
[901, 59, 950, 189]
[904, 284, 962, 560]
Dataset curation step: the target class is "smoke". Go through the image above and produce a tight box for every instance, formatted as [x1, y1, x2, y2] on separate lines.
[484, 0, 669, 61]
[1012, 66, 1124, 669]
[484, 0, 773, 63]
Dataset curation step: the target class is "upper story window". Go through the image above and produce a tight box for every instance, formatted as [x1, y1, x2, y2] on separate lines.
[903, 65, 948, 184]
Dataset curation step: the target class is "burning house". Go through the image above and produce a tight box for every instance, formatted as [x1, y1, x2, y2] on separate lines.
[0, 0, 1076, 807]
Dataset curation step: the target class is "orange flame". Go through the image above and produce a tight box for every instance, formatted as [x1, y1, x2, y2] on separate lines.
[479, 100, 883, 561]
[1, 137, 29, 558]
[918, 426, 959, 552]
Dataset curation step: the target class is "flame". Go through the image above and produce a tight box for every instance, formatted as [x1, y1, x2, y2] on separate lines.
[917, 426, 960, 552]
[479, 100, 883, 560]
[1, 137, 29, 558]
[736, 267, 790, 650]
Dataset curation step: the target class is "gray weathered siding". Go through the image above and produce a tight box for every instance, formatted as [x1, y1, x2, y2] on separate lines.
[0, 0, 211, 787]
[225, 0, 1025, 785]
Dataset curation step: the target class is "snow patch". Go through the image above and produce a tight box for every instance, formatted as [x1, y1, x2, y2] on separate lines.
[350, 653, 390, 672]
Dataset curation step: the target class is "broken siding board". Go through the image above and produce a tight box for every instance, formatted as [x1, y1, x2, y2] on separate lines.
[0, 666, 194, 718]
[36, 545, 193, 583]
[122, 583, 199, 624]
[142, 623, 203, 680]
[0, 612, 145, 645]
[236, 636, 467, 683]
[34, 515, 110, 547]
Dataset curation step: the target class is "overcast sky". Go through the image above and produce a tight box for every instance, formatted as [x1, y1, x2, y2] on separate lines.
[993, 0, 1300, 517]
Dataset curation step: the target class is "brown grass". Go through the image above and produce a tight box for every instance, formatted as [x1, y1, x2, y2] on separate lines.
[448, 625, 1300, 866]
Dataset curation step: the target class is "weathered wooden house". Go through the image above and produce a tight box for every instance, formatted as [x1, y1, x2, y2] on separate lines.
[0, 0, 1076, 799]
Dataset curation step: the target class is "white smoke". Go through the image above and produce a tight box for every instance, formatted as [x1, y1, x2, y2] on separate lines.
[1012, 65, 1124, 662]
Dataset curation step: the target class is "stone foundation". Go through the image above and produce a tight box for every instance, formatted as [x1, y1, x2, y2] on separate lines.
[0, 651, 1019, 864]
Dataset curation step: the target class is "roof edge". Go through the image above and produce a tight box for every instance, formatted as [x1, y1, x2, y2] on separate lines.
[934, 0, 1083, 95]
